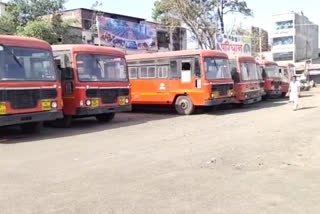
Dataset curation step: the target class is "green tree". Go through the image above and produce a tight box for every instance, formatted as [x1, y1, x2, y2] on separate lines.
[152, 0, 252, 49]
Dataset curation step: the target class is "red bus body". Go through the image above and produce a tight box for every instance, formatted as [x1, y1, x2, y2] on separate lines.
[52, 45, 131, 125]
[278, 63, 294, 97]
[126, 50, 234, 115]
[0, 35, 63, 129]
[229, 55, 262, 104]
[259, 60, 282, 98]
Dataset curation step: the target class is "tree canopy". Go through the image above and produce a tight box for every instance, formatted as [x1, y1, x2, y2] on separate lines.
[0, 0, 76, 44]
[153, 0, 253, 49]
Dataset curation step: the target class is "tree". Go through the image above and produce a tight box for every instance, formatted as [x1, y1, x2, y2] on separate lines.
[0, 0, 65, 34]
[152, 0, 253, 49]
[217, 0, 252, 34]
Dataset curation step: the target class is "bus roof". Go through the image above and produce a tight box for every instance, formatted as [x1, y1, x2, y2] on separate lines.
[258, 60, 278, 66]
[126, 50, 228, 61]
[228, 55, 256, 63]
[0, 35, 51, 50]
[52, 45, 125, 57]
[277, 62, 295, 68]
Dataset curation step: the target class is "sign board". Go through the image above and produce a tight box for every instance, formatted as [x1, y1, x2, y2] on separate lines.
[216, 34, 251, 55]
[97, 16, 158, 51]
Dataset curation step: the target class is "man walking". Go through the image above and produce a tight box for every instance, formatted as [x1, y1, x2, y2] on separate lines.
[289, 76, 300, 111]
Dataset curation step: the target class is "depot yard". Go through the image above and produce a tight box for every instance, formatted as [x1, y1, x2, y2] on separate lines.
[0, 89, 319, 214]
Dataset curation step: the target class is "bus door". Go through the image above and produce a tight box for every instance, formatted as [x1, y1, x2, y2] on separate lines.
[169, 58, 202, 102]
[54, 52, 75, 114]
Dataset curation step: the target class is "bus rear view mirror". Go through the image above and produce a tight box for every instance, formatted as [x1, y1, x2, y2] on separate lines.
[0, 45, 4, 51]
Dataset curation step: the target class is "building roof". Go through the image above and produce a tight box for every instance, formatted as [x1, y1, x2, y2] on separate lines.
[0, 35, 51, 50]
[61, 8, 146, 22]
[126, 50, 228, 61]
[52, 44, 125, 57]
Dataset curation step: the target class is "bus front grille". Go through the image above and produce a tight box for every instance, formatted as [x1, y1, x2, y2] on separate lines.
[86, 88, 130, 104]
[212, 84, 233, 96]
[272, 81, 281, 89]
[0, 89, 58, 110]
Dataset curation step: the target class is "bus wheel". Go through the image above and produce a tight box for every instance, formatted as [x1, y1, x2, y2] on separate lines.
[96, 113, 115, 122]
[21, 122, 42, 134]
[281, 92, 287, 98]
[175, 96, 195, 115]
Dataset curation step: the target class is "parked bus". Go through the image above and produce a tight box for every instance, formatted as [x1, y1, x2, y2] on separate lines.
[278, 62, 294, 97]
[259, 60, 282, 98]
[126, 50, 234, 115]
[0, 35, 63, 132]
[229, 55, 262, 104]
[256, 61, 266, 97]
[52, 45, 131, 127]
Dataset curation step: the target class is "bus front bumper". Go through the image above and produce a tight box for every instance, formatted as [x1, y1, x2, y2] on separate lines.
[0, 110, 63, 127]
[76, 105, 132, 116]
[243, 96, 262, 105]
[204, 97, 235, 106]
[266, 90, 282, 97]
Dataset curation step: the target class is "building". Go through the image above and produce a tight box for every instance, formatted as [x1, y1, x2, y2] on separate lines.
[271, 12, 319, 63]
[56, 8, 187, 53]
[0, 0, 6, 17]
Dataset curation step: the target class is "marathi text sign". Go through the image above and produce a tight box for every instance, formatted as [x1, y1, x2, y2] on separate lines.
[216, 34, 251, 55]
[97, 16, 157, 51]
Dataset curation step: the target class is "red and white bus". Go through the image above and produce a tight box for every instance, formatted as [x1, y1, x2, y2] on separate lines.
[0, 35, 63, 132]
[52, 45, 131, 127]
[278, 62, 294, 97]
[229, 55, 262, 104]
[126, 50, 234, 115]
[259, 60, 282, 98]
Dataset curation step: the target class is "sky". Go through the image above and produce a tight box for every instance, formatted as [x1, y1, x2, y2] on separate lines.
[64, 0, 320, 34]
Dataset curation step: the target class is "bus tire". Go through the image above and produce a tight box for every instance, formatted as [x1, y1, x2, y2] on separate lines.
[58, 115, 72, 128]
[281, 92, 287, 98]
[21, 122, 42, 134]
[96, 113, 115, 122]
[175, 96, 195, 115]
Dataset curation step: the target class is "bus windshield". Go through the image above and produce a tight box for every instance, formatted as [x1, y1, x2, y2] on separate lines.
[0, 46, 57, 81]
[76, 54, 128, 82]
[265, 65, 280, 78]
[240, 63, 258, 81]
[204, 58, 231, 80]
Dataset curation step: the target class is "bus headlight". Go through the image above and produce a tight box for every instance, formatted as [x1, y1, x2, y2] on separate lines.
[125, 98, 129, 104]
[51, 101, 58, 109]
[86, 100, 92, 106]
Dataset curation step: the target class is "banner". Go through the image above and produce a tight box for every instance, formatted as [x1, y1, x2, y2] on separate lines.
[97, 16, 157, 51]
[216, 34, 252, 55]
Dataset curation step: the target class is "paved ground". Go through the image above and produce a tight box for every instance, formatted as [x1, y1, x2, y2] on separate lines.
[0, 89, 319, 214]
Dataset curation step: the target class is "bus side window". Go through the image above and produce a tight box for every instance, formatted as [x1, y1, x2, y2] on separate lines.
[262, 68, 267, 78]
[63, 54, 74, 80]
[170, 60, 180, 79]
[194, 58, 201, 77]
[158, 66, 168, 79]
[231, 67, 240, 83]
[129, 67, 138, 79]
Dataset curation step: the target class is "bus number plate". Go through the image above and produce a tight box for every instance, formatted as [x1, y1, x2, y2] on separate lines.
[42, 100, 51, 111]
[92, 99, 100, 108]
[0, 103, 7, 115]
[119, 97, 126, 105]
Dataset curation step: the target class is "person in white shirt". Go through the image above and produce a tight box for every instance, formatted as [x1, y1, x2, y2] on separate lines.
[289, 76, 300, 111]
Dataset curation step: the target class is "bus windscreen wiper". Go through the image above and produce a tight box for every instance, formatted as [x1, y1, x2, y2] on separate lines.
[3, 46, 24, 68]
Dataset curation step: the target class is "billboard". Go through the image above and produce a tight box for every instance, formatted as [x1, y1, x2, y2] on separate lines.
[216, 34, 251, 55]
[97, 16, 158, 51]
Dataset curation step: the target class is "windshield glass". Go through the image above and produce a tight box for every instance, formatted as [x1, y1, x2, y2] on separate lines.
[240, 63, 258, 81]
[265, 65, 280, 78]
[76, 54, 128, 82]
[204, 58, 231, 80]
[0, 46, 56, 81]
